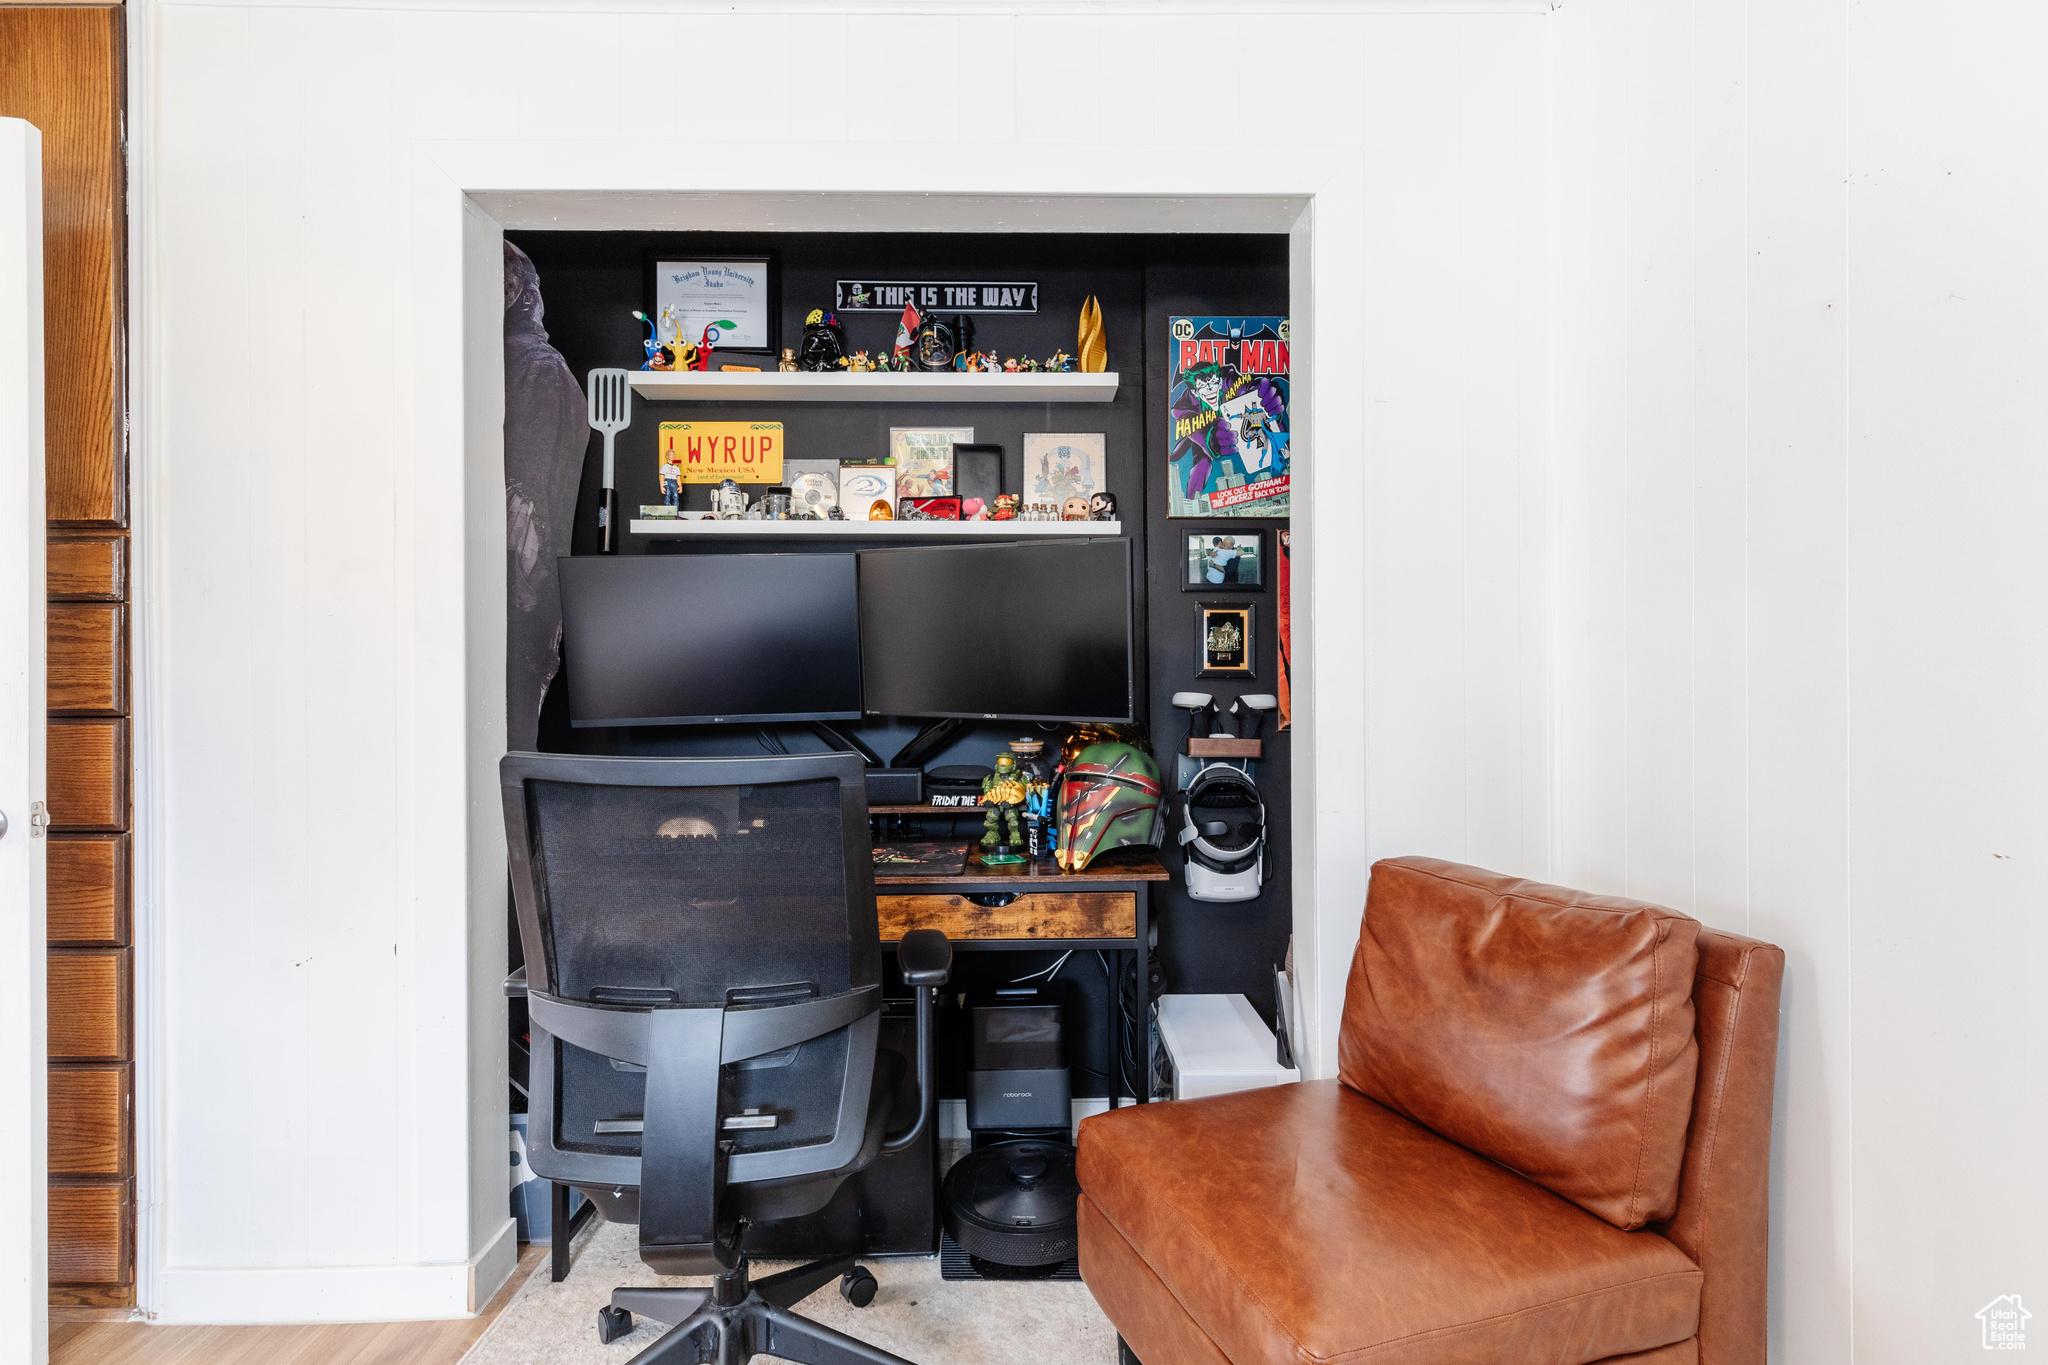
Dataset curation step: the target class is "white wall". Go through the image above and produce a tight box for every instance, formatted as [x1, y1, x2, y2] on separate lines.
[131, 0, 2046, 1354]
[1540, 0, 2047, 1361]
[1844, 1, 2048, 1357]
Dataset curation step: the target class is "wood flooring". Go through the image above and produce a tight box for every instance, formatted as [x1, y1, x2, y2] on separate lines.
[47, 1244, 544, 1365]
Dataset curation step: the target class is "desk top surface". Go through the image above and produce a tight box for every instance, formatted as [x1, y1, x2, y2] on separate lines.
[872, 846, 1168, 886]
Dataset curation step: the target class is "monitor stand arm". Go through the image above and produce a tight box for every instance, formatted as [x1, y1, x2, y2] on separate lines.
[806, 722, 884, 769]
[889, 718, 968, 773]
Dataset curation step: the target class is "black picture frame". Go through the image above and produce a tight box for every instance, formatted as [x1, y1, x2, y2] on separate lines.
[645, 252, 781, 356]
[1182, 529, 1267, 592]
[1196, 602, 1256, 679]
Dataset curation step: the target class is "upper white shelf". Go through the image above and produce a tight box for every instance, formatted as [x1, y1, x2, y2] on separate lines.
[626, 370, 1120, 404]
[630, 518, 1121, 539]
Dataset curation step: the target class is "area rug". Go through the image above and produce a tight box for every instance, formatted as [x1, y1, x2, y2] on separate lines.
[459, 1216, 1118, 1365]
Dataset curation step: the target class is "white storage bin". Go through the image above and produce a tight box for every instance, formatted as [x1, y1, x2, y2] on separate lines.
[1156, 994, 1301, 1101]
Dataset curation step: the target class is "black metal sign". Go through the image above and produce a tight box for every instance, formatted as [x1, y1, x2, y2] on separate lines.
[834, 280, 1039, 314]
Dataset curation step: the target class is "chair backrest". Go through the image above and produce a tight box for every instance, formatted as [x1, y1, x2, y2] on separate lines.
[506, 751, 879, 1005]
[501, 750, 882, 1193]
[1343, 858, 1784, 1365]
[1650, 927, 1784, 1365]
[1340, 858, 1702, 1231]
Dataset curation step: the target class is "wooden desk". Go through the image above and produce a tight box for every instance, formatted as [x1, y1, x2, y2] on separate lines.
[874, 846, 1166, 1107]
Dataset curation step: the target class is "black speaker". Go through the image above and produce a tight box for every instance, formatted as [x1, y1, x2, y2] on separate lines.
[1125, 950, 1166, 1003]
[863, 767, 922, 805]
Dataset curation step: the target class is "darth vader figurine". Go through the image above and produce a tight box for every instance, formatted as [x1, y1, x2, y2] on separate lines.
[798, 309, 848, 371]
[915, 312, 972, 372]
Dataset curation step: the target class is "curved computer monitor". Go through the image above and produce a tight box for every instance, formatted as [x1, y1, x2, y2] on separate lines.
[559, 553, 863, 727]
[857, 539, 1135, 724]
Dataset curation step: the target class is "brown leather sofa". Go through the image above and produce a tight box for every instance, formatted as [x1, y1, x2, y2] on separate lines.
[1077, 857, 1784, 1365]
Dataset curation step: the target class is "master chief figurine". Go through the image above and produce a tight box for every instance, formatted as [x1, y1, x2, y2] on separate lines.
[979, 750, 1030, 864]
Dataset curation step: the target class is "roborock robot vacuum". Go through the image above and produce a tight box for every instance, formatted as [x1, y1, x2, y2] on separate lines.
[941, 1140, 1081, 1275]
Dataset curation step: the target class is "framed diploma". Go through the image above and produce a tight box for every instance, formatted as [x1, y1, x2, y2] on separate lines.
[650, 255, 778, 354]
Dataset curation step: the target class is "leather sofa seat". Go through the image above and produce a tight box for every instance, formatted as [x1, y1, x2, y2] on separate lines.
[1079, 1080, 1702, 1365]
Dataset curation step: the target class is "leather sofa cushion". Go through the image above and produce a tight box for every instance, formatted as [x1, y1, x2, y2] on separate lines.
[1078, 1082, 1702, 1365]
[1339, 858, 1701, 1229]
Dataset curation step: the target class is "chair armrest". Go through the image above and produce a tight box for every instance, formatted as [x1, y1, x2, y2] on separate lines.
[881, 931, 951, 1155]
[505, 966, 528, 998]
[897, 928, 953, 987]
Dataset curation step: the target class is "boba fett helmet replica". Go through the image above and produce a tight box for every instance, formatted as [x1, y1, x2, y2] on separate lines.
[1055, 742, 1165, 873]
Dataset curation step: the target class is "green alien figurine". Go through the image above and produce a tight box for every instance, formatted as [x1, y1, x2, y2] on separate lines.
[978, 750, 1029, 864]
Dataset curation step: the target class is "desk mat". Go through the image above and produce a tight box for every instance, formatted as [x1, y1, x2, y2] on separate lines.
[871, 841, 970, 877]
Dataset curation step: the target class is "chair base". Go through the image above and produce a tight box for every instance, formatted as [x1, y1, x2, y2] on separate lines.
[602, 1255, 911, 1365]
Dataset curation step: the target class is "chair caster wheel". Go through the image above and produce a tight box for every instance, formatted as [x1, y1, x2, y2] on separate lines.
[598, 1305, 634, 1344]
[839, 1266, 878, 1308]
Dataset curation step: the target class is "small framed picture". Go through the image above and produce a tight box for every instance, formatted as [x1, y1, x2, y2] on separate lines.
[1183, 530, 1266, 592]
[1197, 602, 1256, 679]
[649, 254, 778, 354]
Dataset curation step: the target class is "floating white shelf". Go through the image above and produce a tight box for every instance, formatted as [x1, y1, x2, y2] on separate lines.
[629, 518, 1121, 539]
[626, 370, 1119, 404]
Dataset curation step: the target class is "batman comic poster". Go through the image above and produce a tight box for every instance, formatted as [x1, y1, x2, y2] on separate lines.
[1167, 316, 1290, 518]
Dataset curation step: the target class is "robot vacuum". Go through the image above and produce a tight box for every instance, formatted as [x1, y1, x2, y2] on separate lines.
[941, 1140, 1080, 1274]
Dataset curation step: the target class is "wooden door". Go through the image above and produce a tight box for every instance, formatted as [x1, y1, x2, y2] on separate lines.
[0, 5, 133, 1308]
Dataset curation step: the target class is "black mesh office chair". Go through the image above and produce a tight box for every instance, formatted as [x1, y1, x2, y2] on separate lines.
[502, 750, 951, 1365]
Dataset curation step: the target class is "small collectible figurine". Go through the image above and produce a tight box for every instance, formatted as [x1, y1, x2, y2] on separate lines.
[778, 348, 799, 372]
[826, 504, 847, 521]
[1002, 357, 1022, 373]
[1013, 738, 1054, 860]
[848, 350, 871, 373]
[1046, 349, 1076, 373]
[799, 309, 848, 372]
[1089, 491, 1118, 522]
[954, 350, 977, 373]
[960, 497, 986, 520]
[692, 321, 733, 372]
[632, 311, 673, 370]
[1021, 357, 1041, 374]
[1062, 495, 1091, 521]
[978, 750, 1029, 864]
[712, 478, 749, 520]
[991, 493, 1020, 521]
[661, 465, 681, 508]
[980, 352, 1002, 374]
[870, 499, 895, 521]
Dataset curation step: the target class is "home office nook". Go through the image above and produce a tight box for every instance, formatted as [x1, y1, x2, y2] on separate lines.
[499, 228, 1297, 1361]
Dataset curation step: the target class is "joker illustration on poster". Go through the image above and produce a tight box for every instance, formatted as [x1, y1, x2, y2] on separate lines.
[1167, 316, 1290, 518]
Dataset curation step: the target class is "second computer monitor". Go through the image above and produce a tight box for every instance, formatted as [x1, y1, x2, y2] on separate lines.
[857, 539, 1134, 724]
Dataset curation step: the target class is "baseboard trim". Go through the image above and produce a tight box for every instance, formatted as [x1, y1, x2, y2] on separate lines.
[154, 1218, 521, 1325]
[468, 1217, 519, 1314]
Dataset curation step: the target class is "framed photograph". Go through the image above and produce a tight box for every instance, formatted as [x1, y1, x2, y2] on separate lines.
[1022, 433, 1103, 503]
[1197, 602, 1256, 679]
[650, 255, 778, 354]
[889, 426, 972, 497]
[1182, 530, 1266, 592]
